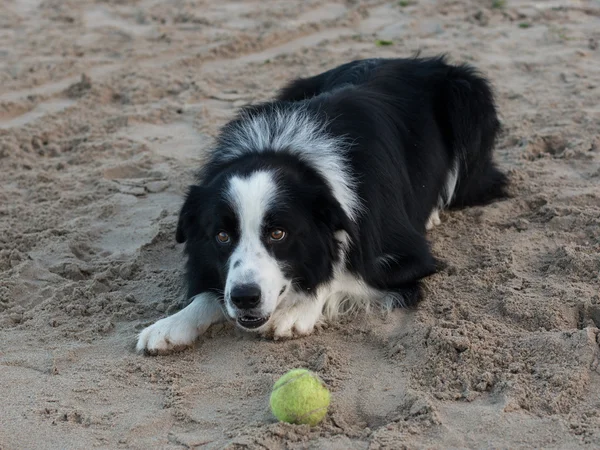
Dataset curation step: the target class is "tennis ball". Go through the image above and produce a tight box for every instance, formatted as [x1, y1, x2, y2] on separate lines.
[270, 368, 330, 426]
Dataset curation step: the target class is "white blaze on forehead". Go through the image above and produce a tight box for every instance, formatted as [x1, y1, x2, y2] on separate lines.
[226, 171, 277, 239]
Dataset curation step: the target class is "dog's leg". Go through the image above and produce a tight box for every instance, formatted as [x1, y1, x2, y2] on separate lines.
[136, 293, 225, 355]
[426, 209, 442, 230]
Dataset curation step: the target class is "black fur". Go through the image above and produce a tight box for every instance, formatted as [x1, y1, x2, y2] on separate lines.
[177, 56, 508, 308]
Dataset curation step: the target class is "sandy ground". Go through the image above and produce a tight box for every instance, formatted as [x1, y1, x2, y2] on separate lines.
[1, 0, 599, 448]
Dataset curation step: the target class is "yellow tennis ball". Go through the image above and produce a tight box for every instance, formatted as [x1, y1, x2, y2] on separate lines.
[270, 368, 330, 426]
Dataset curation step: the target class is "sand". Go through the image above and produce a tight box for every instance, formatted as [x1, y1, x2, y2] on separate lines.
[1, 0, 599, 448]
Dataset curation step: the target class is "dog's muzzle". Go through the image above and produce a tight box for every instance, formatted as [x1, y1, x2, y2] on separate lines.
[229, 284, 270, 329]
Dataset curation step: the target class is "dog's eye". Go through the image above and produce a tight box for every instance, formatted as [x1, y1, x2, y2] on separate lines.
[269, 229, 286, 242]
[216, 231, 230, 244]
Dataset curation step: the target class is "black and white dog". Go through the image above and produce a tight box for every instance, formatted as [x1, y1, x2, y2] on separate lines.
[137, 56, 507, 354]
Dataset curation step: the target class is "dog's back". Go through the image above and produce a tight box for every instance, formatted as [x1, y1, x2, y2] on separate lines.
[278, 56, 508, 210]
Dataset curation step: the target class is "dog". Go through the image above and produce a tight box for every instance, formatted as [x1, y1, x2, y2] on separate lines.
[136, 56, 508, 354]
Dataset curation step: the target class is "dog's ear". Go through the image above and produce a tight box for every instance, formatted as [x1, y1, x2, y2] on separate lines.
[176, 185, 206, 243]
[366, 225, 438, 289]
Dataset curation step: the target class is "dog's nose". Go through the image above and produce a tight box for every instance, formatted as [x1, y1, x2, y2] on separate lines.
[230, 284, 261, 310]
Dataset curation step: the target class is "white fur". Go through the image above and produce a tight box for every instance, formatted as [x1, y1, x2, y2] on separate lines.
[218, 106, 362, 222]
[136, 293, 224, 354]
[443, 159, 460, 207]
[428, 158, 460, 230]
[224, 171, 288, 319]
[426, 209, 441, 230]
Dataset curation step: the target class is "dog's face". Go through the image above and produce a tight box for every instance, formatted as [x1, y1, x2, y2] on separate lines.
[176, 160, 352, 331]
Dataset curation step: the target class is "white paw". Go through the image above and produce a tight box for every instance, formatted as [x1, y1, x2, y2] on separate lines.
[270, 306, 322, 340]
[136, 293, 225, 355]
[426, 210, 442, 230]
[136, 315, 199, 355]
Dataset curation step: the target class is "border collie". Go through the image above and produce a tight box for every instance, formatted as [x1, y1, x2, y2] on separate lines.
[136, 56, 507, 354]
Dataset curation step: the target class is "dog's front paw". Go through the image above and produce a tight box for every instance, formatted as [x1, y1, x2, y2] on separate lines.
[136, 316, 199, 355]
[270, 309, 321, 340]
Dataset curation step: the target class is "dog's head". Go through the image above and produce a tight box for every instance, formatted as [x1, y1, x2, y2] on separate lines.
[175, 157, 354, 331]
